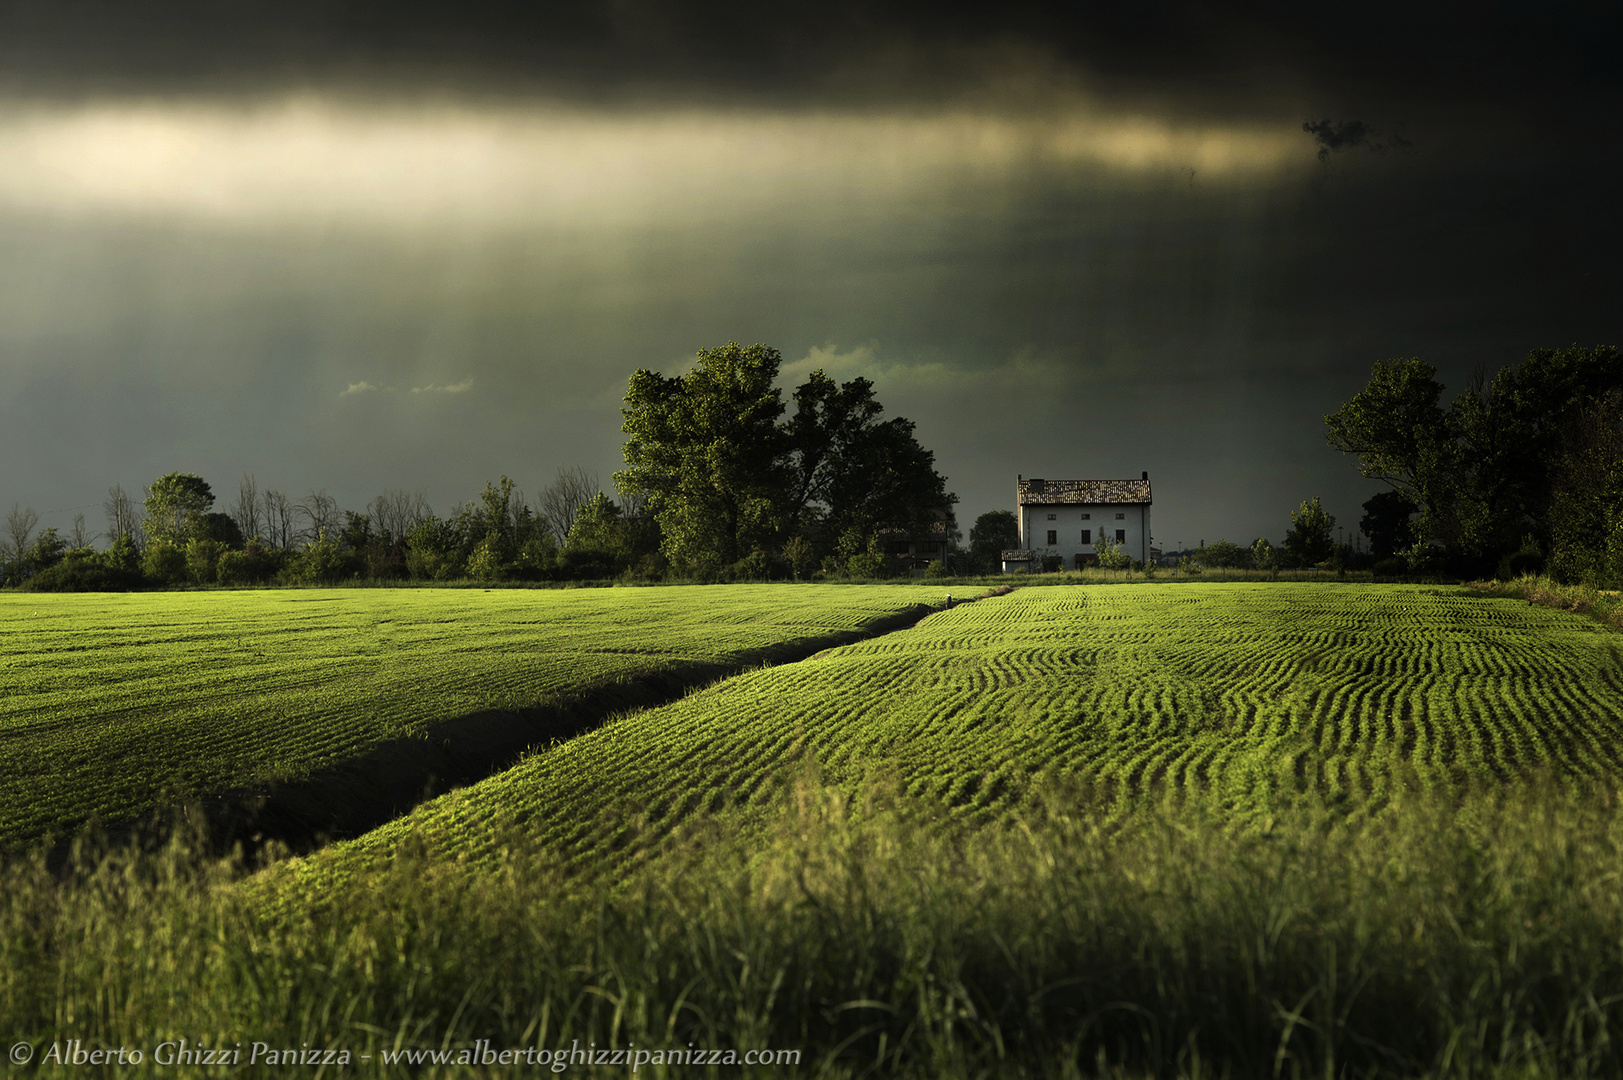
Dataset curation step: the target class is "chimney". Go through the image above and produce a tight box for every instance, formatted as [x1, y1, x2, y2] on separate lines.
[1141, 471, 1148, 480]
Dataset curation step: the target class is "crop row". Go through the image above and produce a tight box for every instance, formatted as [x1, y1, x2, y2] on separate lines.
[0, 585, 935, 848]
[292, 582, 1623, 890]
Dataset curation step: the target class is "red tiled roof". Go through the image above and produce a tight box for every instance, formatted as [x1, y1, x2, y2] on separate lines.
[1017, 478, 1152, 505]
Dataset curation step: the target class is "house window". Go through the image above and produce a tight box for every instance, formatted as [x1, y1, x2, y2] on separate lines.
[1080, 513, 1091, 520]
[1080, 529, 1091, 544]
[1115, 512, 1126, 520]
[1115, 529, 1126, 543]
[1046, 513, 1057, 520]
[1046, 530, 1057, 545]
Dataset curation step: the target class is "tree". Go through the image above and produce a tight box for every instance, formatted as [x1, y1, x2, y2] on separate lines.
[260, 488, 296, 550]
[231, 474, 260, 544]
[368, 488, 431, 547]
[1251, 537, 1278, 572]
[198, 512, 245, 548]
[616, 342, 789, 572]
[1193, 539, 1249, 569]
[617, 343, 956, 574]
[539, 466, 597, 543]
[5, 503, 39, 562]
[1093, 529, 1132, 570]
[296, 490, 340, 544]
[1360, 491, 1417, 558]
[103, 484, 142, 549]
[785, 369, 955, 551]
[143, 473, 215, 547]
[1327, 346, 1623, 573]
[969, 510, 1019, 571]
[1548, 390, 1623, 587]
[1283, 497, 1336, 567]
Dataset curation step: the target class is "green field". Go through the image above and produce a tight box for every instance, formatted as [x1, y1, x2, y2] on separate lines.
[10, 580, 1623, 1078]
[284, 581, 1623, 883]
[0, 585, 937, 850]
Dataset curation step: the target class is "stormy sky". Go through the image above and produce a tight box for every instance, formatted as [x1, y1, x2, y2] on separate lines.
[1, 1, 1618, 551]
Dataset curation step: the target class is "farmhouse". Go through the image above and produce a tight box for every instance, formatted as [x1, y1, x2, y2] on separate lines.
[1001, 473, 1153, 571]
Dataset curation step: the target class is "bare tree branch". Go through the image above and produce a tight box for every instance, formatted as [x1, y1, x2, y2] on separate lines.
[296, 490, 340, 545]
[4, 503, 38, 558]
[539, 465, 596, 542]
[260, 488, 295, 550]
[103, 485, 142, 548]
[232, 474, 260, 543]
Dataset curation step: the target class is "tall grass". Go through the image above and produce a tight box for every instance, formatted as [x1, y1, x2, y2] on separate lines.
[1470, 573, 1623, 633]
[7, 783, 1623, 1078]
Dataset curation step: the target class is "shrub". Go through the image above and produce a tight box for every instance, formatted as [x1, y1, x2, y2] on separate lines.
[21, 550, 140, 592]
[185, 537, 225, 584]
[924, 559, 948, 579]
[729, 548, 776, 582]
[288, 534, 349, 585]
[466, 536, 509, 582]
[142, 542, 187, 585]
[1372, 557, 1408, 578]
[1193, 539, 1249, 570]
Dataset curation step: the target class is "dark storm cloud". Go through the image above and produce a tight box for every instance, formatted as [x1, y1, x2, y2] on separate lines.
[0, 0, 1618, 550]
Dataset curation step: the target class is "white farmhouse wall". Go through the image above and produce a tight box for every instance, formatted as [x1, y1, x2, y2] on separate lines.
[1019, 503, 1151, 566]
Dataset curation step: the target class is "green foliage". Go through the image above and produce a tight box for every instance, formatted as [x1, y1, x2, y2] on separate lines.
[216, 542, 287, 586]
[1549, 390, 1623, 588]
[1251, 536, 1278, 572]
[1193, 538, 1249, 569]
[465, 535, 508, 582]
[22, 527, 67, 578]
[404, 518, 465, 582]
[617, 344, 954, 574]
[728, 548, 776, 581]
[103, 533, 140, 576]
[197, 511, 244, 548]
[143, 472, 215, 547]
[141, 542, 187, 585]
[1328, 346, 1623, 573]
[184, 537, 225, 584]
[1283, 496, 1335, 567]
[786, 367, 956, 549]
[289, 532, 349, 585]
[967, 509, 1020, 574]
[845, 534, 891, 579]
[782, 535, 817, 580]
[1093, 529, 1132, 569]
[617, 342, 788, 571]
[510, 534, 559, 582]
[19, 548, 140, 592]
[924, 559, 948, 579]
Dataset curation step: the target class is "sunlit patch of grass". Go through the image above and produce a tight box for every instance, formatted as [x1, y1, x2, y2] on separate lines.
[8, 781, 1623, 1078]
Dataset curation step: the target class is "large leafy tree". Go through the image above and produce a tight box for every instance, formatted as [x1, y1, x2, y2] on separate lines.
[616, 343, 954, 572]
[143, 472, 215, 547]
[1326, 346, 1622, 572]
[617, 342, 788, 571]
[785, 369, 955, 548]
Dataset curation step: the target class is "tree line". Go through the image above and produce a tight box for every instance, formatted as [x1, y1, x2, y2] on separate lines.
[1, 343, 960, 591]
[1326, 344, 1621, 584]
